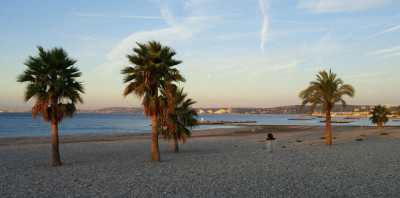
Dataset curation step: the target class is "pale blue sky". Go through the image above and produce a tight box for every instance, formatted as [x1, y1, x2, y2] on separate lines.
[1, 0, 399, 110]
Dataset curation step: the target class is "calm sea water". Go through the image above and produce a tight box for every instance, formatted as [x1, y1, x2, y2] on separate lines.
[0, 113, 399, 137]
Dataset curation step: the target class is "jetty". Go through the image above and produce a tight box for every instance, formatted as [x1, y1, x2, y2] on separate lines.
[319, 120, 352, 123]
[198, 120, 256, 125]
[288, 118, 316, 120]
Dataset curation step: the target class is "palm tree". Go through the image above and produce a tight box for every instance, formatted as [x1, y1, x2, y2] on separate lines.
[397, 105, 400, 117]
[299, 70, 355, 145]
[121, 41, 185, 162]
[17, 46, 84, 167]
[159, 88, 198, 153]
[369, 105, 390, 135]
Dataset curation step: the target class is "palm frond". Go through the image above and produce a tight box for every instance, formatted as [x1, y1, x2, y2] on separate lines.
[299, 69, 355, 114]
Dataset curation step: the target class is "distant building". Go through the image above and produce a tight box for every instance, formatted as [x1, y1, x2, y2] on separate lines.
[214, 109, 226, 114]
[207, 110, 214, 114]
[198, 109, 205, 114]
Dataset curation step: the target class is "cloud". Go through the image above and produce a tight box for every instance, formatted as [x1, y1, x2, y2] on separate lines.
[271, 20, 318, 25]
[298, 0, 391, 13]
[210, 31, 259, 41]
[378, 25, 400, 34]
[383, 52, 400, 58]
[373, 25, 400, 38]
[343, 71, 389, 79]
[70, 13, 164, 20]
[367, 46, 400, 58]
[268, 61, 299, 71]
[98, 2, 216, 73]
[158, 3, 178, 26]
[368, 46, 400, 55]
[360, 24, 400, 42]
[258, 0, 270, 54]
[258, 59, 304, 74]
[304, 66, 323, 71]
[184, 0, 212, 8]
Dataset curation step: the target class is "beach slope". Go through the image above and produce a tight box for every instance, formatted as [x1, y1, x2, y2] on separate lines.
[1, 125, 399, 197]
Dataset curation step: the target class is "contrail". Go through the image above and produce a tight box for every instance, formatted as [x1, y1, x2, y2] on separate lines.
[259, 0, 269, 54]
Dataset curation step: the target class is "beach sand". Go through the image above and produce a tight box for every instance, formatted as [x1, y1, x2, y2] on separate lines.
[1, 125, 399, 197]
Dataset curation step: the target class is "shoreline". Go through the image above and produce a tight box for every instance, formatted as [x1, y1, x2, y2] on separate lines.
[1, 125, 399, 147]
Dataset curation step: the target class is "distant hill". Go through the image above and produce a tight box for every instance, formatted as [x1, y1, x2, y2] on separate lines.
[195, 105, 385, 115]
[75, 105, 399, 115]
[77, 107, 144, 114]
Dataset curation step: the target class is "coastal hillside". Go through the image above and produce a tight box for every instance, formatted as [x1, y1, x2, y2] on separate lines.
[66, 105, 400, 115]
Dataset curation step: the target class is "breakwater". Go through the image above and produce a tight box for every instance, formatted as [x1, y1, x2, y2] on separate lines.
[288, 118, 316, 120]
[319, 120, 352, 123]
[198, 120, 257, 125]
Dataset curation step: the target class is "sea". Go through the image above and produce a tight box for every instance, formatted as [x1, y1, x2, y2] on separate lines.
[1, 113, 399, 138]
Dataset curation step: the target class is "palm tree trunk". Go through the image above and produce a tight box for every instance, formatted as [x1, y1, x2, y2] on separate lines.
[150, 115, 161, 162]
[378, 122, 382, 135]
[51, 123, 62, 167]
[173, 136, 179, 153]
[325, 110, 332, 146]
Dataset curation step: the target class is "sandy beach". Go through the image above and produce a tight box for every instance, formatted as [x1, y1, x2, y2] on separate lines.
[1, 125, 399, 197]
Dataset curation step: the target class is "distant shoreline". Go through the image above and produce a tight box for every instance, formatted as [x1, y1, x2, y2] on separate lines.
[2, 104, 399, 115]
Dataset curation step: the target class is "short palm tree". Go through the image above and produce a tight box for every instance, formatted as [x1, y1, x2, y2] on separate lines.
[299, 70, 355, 145]
[397, 105, 400, 116]
[17, 46, 84, 166]
[121, 41, 185, 162]
[159, 88, 198, 153]
[369, 105, 390, 135]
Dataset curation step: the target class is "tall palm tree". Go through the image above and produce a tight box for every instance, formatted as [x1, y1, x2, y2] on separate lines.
[369, 105, 390, 135]
[121, 41, 185, 162]
[17, 46, 84, 167]
[299, 70, 355, 145]
[159, 88, 198, 153]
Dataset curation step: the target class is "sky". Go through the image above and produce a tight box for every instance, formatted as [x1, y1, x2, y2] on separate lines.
[0, 0, 399, 110]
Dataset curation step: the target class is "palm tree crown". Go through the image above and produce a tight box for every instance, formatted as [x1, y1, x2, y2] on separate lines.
[160, 88, 198, 143]
[17, 46, 84, 123]
[397, 105, 400, 116]
[369, 105, 390, 134]
[299, 70, 355, 114]
[121, 41, 185, 117]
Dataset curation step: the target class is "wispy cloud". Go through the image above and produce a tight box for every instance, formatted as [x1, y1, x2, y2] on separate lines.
[211, 31, 259, 41]
[258, 0, 270, 54]
[372, 24, 400, 37]
[304, 66, 323, 71]
[343, 71, 389, 79]
[383, 52, 400, 58]
[298, 0, 391, 13]
[184, 0, 212, 9]
[257, 59, 304, 75]
[271, 20, 318, 25]
[268, 60, 299, 71]
[361, 24, 400, 42]
[70, 13, 164, 19]
[367, 46, 400, 58]
[98, 2, 216, 73]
